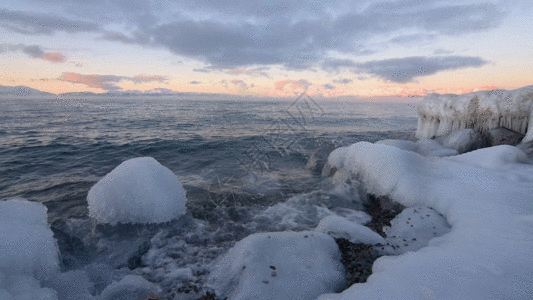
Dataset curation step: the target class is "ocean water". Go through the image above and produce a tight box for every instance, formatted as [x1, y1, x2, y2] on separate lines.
[0, 96, 417, 224]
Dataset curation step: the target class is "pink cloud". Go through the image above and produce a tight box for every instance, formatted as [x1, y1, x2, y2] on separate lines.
[274, 79, 312, 91]
[58, 72, 169, 91]
[41, 52, 67, 63]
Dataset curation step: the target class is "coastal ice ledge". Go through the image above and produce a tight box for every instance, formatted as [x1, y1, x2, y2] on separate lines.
[416, 85, 533, 142]
[318, 142, 533, 300]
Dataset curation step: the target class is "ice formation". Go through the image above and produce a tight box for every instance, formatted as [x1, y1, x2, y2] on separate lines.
[315, 215, 386, 245]
[87, 157, 187, 225]
[318, 142, 533, 299]
[207, 231, 345, 300]
[0, 199, 60, 299]
[416, 85, 533, 140]
[99, 275, 161, 300]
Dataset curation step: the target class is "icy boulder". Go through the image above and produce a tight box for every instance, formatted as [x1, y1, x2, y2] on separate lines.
[416, 85, 533, 140]
[87, 157, 187, 225]
[317, 142, 533, 299]
[207, 231, 345, 300]
[415, 139, 458, 157]
[322, 146, 349, 176]
[0, 199, 61, 299]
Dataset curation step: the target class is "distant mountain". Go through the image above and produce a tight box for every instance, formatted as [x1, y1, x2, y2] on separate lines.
[0, 85, 56, 98]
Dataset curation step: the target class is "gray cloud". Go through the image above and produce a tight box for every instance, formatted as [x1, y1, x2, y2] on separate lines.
[7, 1, 506, 71]
[325, 56, 488, 83]
[1, 43, 67, 63]
[323, 84, 336, 90]
[333, 78, 353, 84]
[190, 81, 201, 84]
[0, 9, 98, 35]
[58, 72, 169, 91]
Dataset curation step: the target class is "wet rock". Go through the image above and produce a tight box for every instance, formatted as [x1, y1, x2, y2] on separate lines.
[363, 194, 405, 237]
[307, 143, 336, 175]
[128, 240, 151, 270]
[335, 238, 382, 289]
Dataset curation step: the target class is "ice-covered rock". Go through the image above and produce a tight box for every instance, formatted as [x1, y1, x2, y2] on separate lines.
[416, 85, 533, 140]
[483, 127, 525, 146]
[99, 275, 161, 300]
[0, 199, 61, 300]
[322, 146, 349, 176]
[207, 231, 345, 300]
[382, 207, 451, 255]
[316, 215, 386, 245]
[375, 139, 419, 153]
[440, 128, 484, 154]
[317, 142, 533, 299]
[415, 139, 458, 157]
[87, 157, 187, 225]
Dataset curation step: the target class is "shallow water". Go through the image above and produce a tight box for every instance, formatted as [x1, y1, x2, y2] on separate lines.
[0, 96, 417, 224]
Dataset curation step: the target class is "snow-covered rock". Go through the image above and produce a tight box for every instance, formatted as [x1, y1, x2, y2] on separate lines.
[316, 215, 386, 245]
[415, 139, 458, 157]
[87, 157, 187, 225]
[317, 142, 533, 299]
[322, 146, 349, 176]
[207, 231, 345, 300]
[416, 85, 533, 140]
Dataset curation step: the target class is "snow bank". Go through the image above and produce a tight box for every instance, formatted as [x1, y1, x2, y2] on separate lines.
[318, 142, 533, 299]
[0, 199, 60, 299]
[416, 85, 533, 139]
[87, 157, 187, 225]
[207, 231, 345, 300]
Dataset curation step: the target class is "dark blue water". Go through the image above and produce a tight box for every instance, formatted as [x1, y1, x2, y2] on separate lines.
[0, 96, 417, 223]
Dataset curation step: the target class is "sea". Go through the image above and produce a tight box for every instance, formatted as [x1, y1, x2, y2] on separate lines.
[0, 95, 417, 225]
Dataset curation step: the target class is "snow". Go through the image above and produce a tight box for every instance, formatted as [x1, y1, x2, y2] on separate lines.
[87, 157, 187, 225]
[207, 231, 345, 300]
[376, 138, 459, 157]
[0, 199, 61, 300]
[316, 215, 386, 245]
[99, 275, 161, 300]
[416, 85, 533, 139]
[318, 141, 533, 299]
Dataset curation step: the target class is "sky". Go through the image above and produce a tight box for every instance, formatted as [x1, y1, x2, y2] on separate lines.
[1, 0, 532, 99]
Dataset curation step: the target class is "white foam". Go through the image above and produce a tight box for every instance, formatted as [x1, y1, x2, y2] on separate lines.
[416, 86, 533, 139]
[318, 142, 533, 299]
[87, 157, 187, 225]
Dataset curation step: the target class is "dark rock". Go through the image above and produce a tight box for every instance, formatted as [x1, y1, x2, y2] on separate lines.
[50, 224, 94, 271]
[483, 127, 524, 146]
[335, 238, 382, 289]
[128, 240, 151, 270]
[439, 128, 484, 154]
[363, 194, 405, 237]
[307, 143, 336, 175]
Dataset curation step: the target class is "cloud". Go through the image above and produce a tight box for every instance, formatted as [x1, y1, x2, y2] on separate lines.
[323, 84, 336, 90]
[1, 43, 67, 63]
[322, 55, 488, 83]
[190, 81, 201, 84]
[0, 9, 98, 35]
[3, 1, 506, 72]
[274, 79, 312, 91]
[333, 78, 353, 84]
[58, 72, 169, 91]
[230, 79, 249, 90]
[131, 75, 168, 83]
[356, 56, 488, 83]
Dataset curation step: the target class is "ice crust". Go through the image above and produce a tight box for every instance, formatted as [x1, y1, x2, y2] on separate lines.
[207, 231, 345, 300]
[316, 215, 386, 245]
[416, 85, 533, 140]
[87, 157, 187, 225]
[318, 142, 533, 299]
[99, 275, 161, 300]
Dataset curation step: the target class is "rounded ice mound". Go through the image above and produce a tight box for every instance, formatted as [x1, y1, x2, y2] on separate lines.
[87, 157, 187, 225]
[99, 275, 161, 300]
[207, 231, 345, 300]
